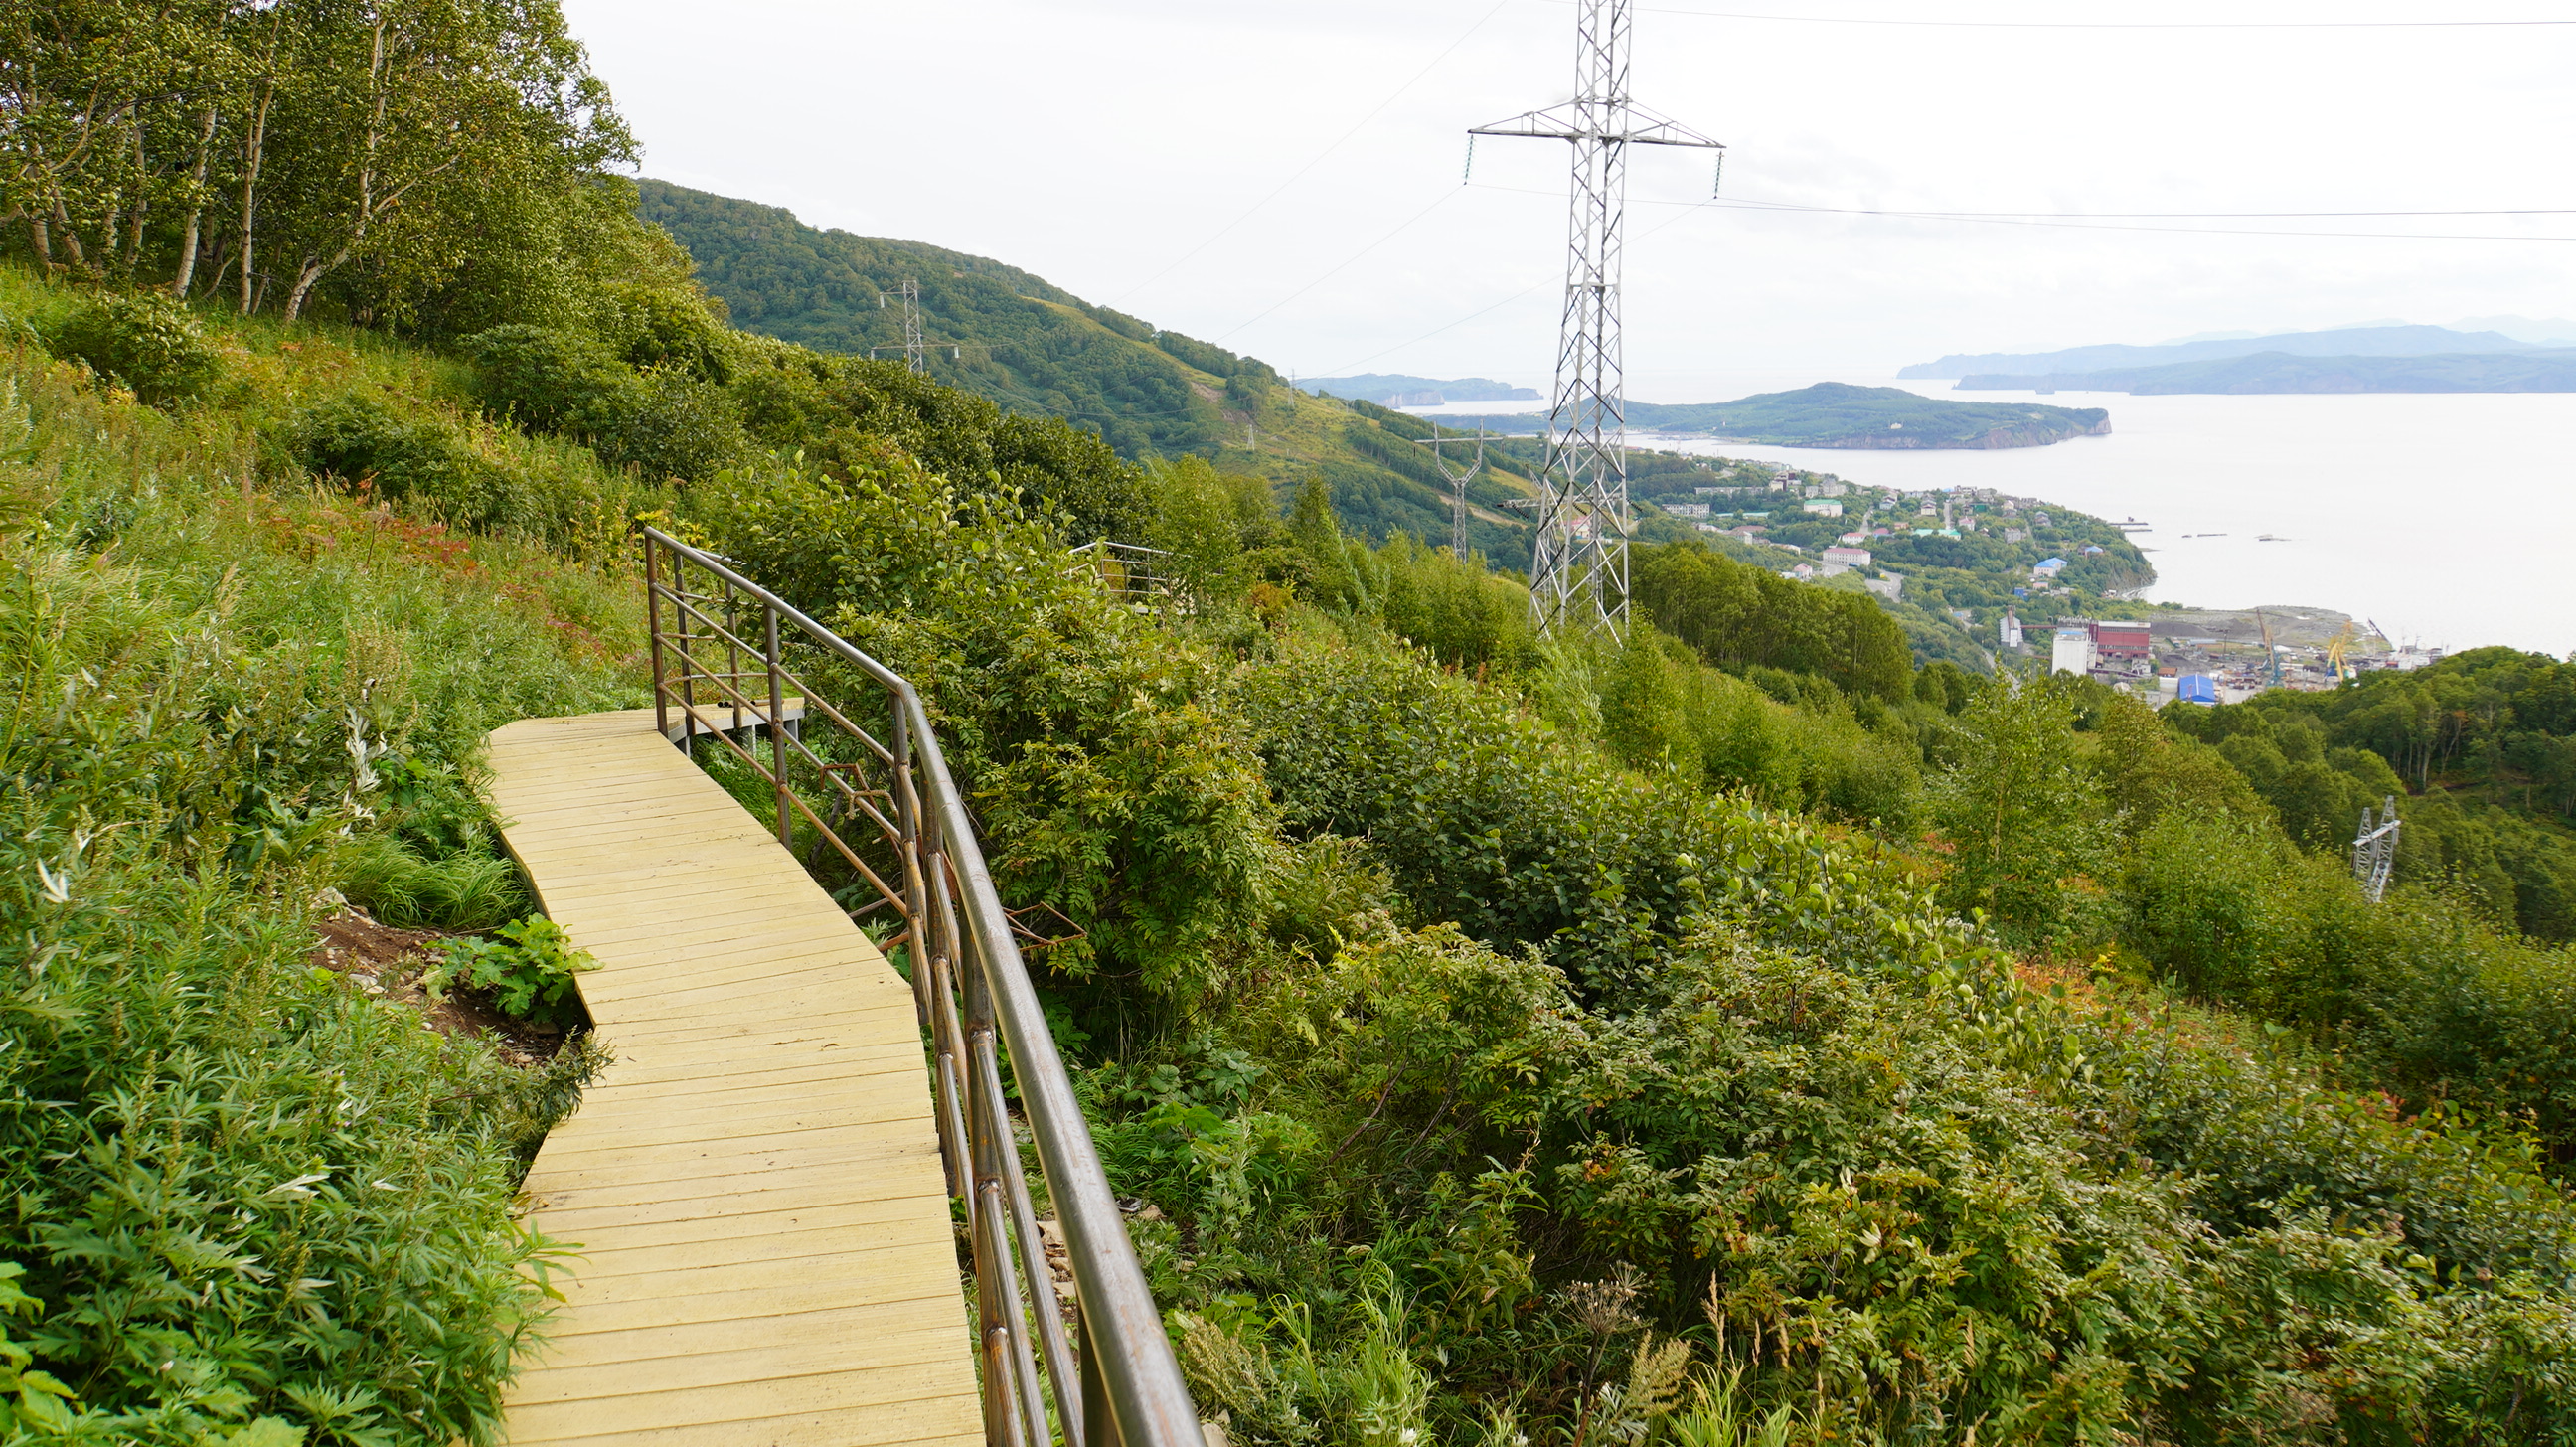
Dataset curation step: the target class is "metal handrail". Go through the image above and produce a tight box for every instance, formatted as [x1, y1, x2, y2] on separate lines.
[640, 527, 1200, 1447]
[1067, 540, 1179, 604]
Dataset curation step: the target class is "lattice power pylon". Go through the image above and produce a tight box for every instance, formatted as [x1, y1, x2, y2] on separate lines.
[2352, 795, 2401, 903]
[1473, 0, 1721, 637]
[876, 278, 926, 373]
[1416, 422, 1487, 557]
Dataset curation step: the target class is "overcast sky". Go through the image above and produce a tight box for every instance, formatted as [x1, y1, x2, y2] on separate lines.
[560, 0, 2576, 402]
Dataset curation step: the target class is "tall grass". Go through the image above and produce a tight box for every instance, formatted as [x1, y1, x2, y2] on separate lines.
[0, 268, 646, 1442]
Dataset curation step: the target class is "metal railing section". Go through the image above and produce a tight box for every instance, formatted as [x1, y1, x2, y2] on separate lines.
[1067, 540, 1178, 604]
[640, 527, 1200, 1447]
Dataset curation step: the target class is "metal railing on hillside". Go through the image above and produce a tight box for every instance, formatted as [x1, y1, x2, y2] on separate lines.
[640, 526, 1201, 1447]
[1067, 540, 1179, 604]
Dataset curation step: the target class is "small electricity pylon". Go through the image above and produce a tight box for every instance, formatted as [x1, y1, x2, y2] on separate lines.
[1416, 422, 1487, 557]
[875, 279, 926, 373]
[1471, 0, 1722, 637]
[2351, 795, 2401, 902]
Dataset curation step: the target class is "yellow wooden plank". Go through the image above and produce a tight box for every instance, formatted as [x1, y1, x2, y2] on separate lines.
[582, 1051, 926, 1092]
[537, 1242, 961, 1313]
[575, 940, 882, 979]
[538, 1272, 964, 1342]
[528, 1174, 936, 1233]
[535, 1103, 934, 1162]
[518, 1309, 966, 1389]
[569, 1058, 922, 1108]
[580, 1001, 915, 1052]
[528, 1195, 949, 1259]
[563, 1225, 960, 1285]
[554, 898, 866, 948]
[518, 1135, 940, 1198]
[504, 1374, 980, 1445]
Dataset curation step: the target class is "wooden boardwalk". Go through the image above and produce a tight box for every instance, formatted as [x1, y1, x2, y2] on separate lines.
[483, 709, 982, 1447]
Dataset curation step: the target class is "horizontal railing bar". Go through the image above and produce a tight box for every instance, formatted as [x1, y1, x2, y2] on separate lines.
[647, 533, 911, 693]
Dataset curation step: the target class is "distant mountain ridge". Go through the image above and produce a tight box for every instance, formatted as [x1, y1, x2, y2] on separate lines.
[1957, 349, 2576, 395]
[1299, 374, 1540, 405]
[1900, 324, 2541, 380]
[1422, 382, 2110, 449]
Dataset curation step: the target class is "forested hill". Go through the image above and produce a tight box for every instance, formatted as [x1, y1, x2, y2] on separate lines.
[636, 180, 1539, 556]
[638, 179, 1244, 457]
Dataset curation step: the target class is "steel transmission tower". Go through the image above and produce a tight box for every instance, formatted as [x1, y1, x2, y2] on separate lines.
[876, 279, 926, 373]
[1473, 0, 1721, 636]
[1416, 422, 1487, 557]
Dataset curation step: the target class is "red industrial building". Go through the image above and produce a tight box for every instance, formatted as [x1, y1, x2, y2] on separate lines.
[2090, 620, 2152, 660]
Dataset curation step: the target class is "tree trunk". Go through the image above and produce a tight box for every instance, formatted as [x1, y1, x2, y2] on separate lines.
[172, 108, 220, 297]
[50, 197, 86, 269]
[239, 12, 283, 312]
[283, 256, 334, 322]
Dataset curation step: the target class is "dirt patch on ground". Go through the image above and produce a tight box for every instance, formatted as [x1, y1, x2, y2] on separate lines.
[308, 907, 579, 1066]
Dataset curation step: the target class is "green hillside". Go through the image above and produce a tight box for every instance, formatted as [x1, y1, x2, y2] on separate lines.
[637, 180, 1541, 558]
[1427, 381, 2113, 448]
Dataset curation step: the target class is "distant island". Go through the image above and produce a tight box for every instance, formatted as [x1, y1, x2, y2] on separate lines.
[1299, 373, 1540, 406]
[1956, 349, 2576, 395]
[1900, 323, 2549, 380]
[1419, 382, 2111, 449]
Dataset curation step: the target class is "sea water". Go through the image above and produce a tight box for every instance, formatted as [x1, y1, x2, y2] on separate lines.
[1416, 377, 2576, 657]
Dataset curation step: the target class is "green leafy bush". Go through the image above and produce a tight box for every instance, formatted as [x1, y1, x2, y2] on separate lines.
[48, 291, 222, 406]
[461, 323, 626, 433]
[429, 915, 597, 1022]
[291, 395, 538, 532]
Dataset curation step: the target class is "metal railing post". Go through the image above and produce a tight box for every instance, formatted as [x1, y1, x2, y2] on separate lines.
[724, 578, 744, 734]
[645, 535, 668, 741]
[766, 605, 791, 851]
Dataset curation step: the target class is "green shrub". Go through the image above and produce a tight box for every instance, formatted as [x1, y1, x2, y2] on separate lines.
[292, 395, 538, 532]
[461, 323, 626, 432]
[428, 915, 597, 1022]
[589, 280, 736, 382]
[592, 367, 745, 481]
[1927, 673, 2117, 949]
[1371, 531, 1536, 673]
[1242, 631, 1958, 999]
[47, 291, 222, 406]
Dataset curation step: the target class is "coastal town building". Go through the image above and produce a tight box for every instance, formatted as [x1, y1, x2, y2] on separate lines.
[2050, 625, 2094, 676]
[2000, 612, 2023, 648]
[1820, 546, 1872, 574]
[2090, 619, 2152, 660]
[1802, 499, 1845, 517]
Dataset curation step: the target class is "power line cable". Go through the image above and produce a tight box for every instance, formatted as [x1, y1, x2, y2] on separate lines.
[1467, 182, 2576, 241]
[1210, 188, 1466, 343]
[1604, 3, 2576, 29]
[1300, 194, 1728, 381]
[1104, 0, 1511, 309]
